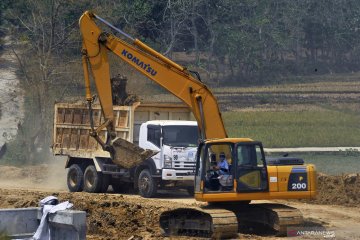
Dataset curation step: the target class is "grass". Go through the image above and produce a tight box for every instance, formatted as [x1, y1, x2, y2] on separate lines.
[213, 80, 360, 94]
[0, 232, 10, 240]
[223, 109, 360, 148]
[216, 74, 360, 148]
[139, 78, 360, 148]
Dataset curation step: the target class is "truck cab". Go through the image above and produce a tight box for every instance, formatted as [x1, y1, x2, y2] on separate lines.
[137, 120, 199, 196]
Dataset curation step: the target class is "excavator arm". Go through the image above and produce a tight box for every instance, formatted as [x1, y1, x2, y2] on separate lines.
[79, 11, 227, 166]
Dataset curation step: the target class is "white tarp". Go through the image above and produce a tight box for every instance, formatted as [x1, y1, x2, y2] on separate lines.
[32, 196, 73, 240]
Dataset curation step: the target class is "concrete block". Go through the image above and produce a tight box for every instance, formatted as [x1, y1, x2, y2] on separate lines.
[0, 208, 39, 236]
[47, 210, 87, 240]
[0, 207, 86, 240]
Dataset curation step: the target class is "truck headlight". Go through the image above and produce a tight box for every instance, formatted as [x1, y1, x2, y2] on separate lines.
[164, 155, 172, 168]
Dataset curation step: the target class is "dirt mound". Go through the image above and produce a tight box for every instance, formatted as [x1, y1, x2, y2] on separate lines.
[0, 169, 359, 239]
[311, 173, 360, 206]
[0, 188, 198, 240]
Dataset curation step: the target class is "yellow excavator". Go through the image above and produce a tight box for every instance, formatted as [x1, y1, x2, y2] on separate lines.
[79, 11, 317, 238]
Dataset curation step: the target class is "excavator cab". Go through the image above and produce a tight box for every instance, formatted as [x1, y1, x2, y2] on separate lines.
[195, 139, 268, 199]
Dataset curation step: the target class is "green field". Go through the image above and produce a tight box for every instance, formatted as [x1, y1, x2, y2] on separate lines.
[144, 77, 360, 148]
[219, 78, 360, 174]
[212, 77, 360, 148]
[223, 109, 360, 148]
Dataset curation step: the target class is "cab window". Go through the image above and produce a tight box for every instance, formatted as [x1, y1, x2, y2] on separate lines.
[237, 144, 264, 167]
[203, 143, 234, 192]
[147, 125, 161, 147]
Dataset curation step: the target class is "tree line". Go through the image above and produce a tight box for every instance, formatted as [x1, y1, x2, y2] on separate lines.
[1, 0, 360, 164]
[3, 0, 360, 84]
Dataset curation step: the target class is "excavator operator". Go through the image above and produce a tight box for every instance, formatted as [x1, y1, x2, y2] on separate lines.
[213, 152, 229, 175]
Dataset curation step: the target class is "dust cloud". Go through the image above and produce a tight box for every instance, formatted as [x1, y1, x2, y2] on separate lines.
[0, 155, 68, 191]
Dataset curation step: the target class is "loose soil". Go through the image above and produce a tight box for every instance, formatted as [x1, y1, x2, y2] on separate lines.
[0, 165, 359, 239]
[309, 173, 360, 206]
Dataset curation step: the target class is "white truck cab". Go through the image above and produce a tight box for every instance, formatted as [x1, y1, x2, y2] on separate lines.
[139, 120, 198, 182]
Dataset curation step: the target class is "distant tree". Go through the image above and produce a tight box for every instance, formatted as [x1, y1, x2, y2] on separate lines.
[4, 0, 83, 163]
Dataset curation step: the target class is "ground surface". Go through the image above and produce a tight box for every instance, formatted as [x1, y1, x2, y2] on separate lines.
[0, 164, 359, 239]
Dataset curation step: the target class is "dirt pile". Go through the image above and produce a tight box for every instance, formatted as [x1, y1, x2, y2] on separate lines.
[0, 166, 359, 239]
[309, 173, 360, 206]
[0, 188, 197, 240]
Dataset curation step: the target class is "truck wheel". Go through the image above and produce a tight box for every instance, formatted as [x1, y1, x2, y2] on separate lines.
[84, 165, 104, 193]
[138, 169, 157, 198]
[67, 164, 84, 192]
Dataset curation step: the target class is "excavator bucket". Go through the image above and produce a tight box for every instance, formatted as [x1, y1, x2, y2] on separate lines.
[111, 138, 158, 168]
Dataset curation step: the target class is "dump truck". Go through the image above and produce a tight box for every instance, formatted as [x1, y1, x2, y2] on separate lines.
[52, 102, 198, 197]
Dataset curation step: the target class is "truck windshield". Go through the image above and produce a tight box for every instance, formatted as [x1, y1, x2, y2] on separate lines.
[162, 125, 199, 147]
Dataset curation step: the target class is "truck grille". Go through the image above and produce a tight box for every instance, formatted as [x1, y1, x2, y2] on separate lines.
[173, 161, 195, 169]
[176, 172, 193, 176]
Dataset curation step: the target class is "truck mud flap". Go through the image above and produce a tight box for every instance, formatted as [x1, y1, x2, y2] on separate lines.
[111, 138, 157, 168]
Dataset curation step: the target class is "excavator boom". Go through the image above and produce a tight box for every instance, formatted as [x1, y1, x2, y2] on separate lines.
[80, 11, 226, 168]
[80, 11, 226, 141]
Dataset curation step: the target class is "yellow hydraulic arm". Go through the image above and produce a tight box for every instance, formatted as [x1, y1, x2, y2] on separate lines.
[80, 11, 227, 149]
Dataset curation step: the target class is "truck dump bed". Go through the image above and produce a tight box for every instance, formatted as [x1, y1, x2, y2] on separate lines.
[53, 102, 193, 159]
[53, 102, 136, 159]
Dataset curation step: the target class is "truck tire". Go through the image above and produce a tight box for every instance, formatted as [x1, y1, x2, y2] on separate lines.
[84, 165, 107, 193]
[67, 164, 84, 192]
[138, 169, 157, 198]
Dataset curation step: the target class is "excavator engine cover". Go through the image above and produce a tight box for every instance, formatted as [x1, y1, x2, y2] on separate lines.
[111, 138, 157, 168]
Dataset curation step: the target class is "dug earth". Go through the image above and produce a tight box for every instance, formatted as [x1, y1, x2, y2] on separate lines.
[0, 165, 359, 239]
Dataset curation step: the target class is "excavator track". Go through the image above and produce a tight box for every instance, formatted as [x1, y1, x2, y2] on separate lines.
[232, 203, 304, 236]
[159, 207, 238, 239]
[159, 203, 303, 238]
